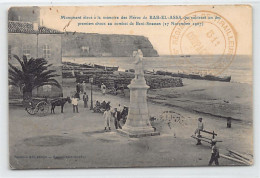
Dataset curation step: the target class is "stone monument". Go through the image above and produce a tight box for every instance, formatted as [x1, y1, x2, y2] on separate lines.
[118, 49, 160, 137]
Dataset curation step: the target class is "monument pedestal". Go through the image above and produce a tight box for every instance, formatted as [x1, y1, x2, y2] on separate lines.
[117, 77, 160, 138]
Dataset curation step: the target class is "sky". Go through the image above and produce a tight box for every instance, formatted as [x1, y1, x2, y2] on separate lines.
[40, 5, 252, 55]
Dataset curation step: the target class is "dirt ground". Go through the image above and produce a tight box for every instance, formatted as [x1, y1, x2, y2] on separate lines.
[9, 78, 253, 169]
[147, 79, 253, 123]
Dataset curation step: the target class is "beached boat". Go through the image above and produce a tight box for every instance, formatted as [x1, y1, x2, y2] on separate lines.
[156, 70, 231, 82]
[94, 64, 119, 71]
[204, 75, 231, 82]
[63, 62, 118, 71]
[62, 62, 93, 68]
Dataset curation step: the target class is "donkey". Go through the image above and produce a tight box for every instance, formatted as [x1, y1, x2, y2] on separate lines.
[50, 97, 71, 114]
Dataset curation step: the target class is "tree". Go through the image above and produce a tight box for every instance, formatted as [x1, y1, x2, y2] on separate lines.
[9, 55, 61, 99]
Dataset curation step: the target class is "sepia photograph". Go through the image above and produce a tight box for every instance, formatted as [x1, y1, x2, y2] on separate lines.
[8, 5, 253, 169]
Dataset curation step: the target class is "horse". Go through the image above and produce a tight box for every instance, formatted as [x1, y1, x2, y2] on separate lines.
[50, 97, 71, 114]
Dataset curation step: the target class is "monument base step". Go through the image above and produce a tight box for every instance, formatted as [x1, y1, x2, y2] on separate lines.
[117, 129, 160, 138]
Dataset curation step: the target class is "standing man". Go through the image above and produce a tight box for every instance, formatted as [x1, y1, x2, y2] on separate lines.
[83, 92, 88, 108]
[76, 83, 81, 100]
[103, 108, 112, 131]
[72, 95, 79, 113]
[76, 83, 81, 94]
[118, 104, 123, 119]
[227, 117, 232, 128]
[113, 108, 122, 129]
[117, 104, 123, 126]
[208, 139, 220, 166]
[101, 83, 106, 95]
[106, 101, 111, 111]
[82, 81, 87, 93]
[118, 104, 123, 113]
[121, 105, 128, 124]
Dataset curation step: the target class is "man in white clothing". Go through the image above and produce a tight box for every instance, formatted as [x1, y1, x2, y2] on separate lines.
[103, 108, 112, 130]
[72, 96, 79, 113]
[101, 83, 106, 95]
[194, 117, 204, 145]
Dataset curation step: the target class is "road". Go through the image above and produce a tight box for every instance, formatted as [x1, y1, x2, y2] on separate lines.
[9, 82, 251, 169]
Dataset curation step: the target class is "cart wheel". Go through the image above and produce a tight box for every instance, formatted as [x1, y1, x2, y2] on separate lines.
[36, 101, 49, 116]
[26, 107, 36, 115]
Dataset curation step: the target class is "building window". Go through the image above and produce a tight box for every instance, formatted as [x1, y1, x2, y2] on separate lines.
[23, 45, 31, 59]
[43, 85, 52, 92]
[43, 44, 50, 59]
[8, 45, 11, 59]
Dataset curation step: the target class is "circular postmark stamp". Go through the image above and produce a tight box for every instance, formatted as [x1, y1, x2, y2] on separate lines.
[169, 10, 237, 76]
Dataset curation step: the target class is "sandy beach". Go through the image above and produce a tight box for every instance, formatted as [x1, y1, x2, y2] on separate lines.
[148, 79, 253, 123]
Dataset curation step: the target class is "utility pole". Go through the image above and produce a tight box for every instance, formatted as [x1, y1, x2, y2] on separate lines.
[89, 77, 93, 110]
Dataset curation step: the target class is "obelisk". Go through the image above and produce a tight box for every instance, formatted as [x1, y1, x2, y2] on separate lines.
[118, 49, 160, 137]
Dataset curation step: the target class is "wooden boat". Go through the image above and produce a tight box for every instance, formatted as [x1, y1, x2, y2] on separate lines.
[204, 75, 231, 82]
[94, 64, 119, 71]
[156, 70, 231, 82]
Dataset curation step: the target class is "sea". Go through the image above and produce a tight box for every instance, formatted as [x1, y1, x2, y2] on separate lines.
[62, 55, 252, 84]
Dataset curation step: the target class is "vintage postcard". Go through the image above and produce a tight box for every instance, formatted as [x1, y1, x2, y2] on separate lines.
[8, 5, 253, 169]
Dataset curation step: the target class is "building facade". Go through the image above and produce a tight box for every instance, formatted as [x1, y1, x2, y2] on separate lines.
[8, 20, 63, 98]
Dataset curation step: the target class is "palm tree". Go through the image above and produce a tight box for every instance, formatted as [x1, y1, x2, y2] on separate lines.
[9, 55, 61, 99]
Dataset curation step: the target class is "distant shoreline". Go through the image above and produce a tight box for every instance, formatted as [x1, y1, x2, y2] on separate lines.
[62, 56, 253, 84]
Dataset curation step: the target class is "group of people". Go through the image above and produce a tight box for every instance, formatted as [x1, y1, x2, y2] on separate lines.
[71, 92, 89, 113]
[70, 82, 89, 113]
[103, 104, 128, 131]
[93, 100, 111, 113]
[76, 81, 87, 95]
[100, 82, 125, 96]
[73, 82, 129, 131]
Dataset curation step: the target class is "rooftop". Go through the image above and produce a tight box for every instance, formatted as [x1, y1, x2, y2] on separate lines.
[8, 21, 63, 34]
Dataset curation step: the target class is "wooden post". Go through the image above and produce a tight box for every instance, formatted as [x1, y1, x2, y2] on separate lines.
[220, 154, 250, 165]
[227, 149, 252, 161]
[89, 77, 93, 110]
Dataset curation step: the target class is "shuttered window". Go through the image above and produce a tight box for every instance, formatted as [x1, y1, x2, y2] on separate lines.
[43, 44, 50, 59]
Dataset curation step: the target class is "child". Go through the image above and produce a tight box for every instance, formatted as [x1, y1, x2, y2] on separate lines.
[83, 92, 88, 108]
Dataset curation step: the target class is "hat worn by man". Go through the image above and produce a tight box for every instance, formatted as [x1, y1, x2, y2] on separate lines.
[211, 138, 217, 143]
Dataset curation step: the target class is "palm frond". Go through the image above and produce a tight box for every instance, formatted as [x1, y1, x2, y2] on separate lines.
[9, 55, 61, 97]
[13, 55, 25, 69]
[33, 78, 61, 89]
